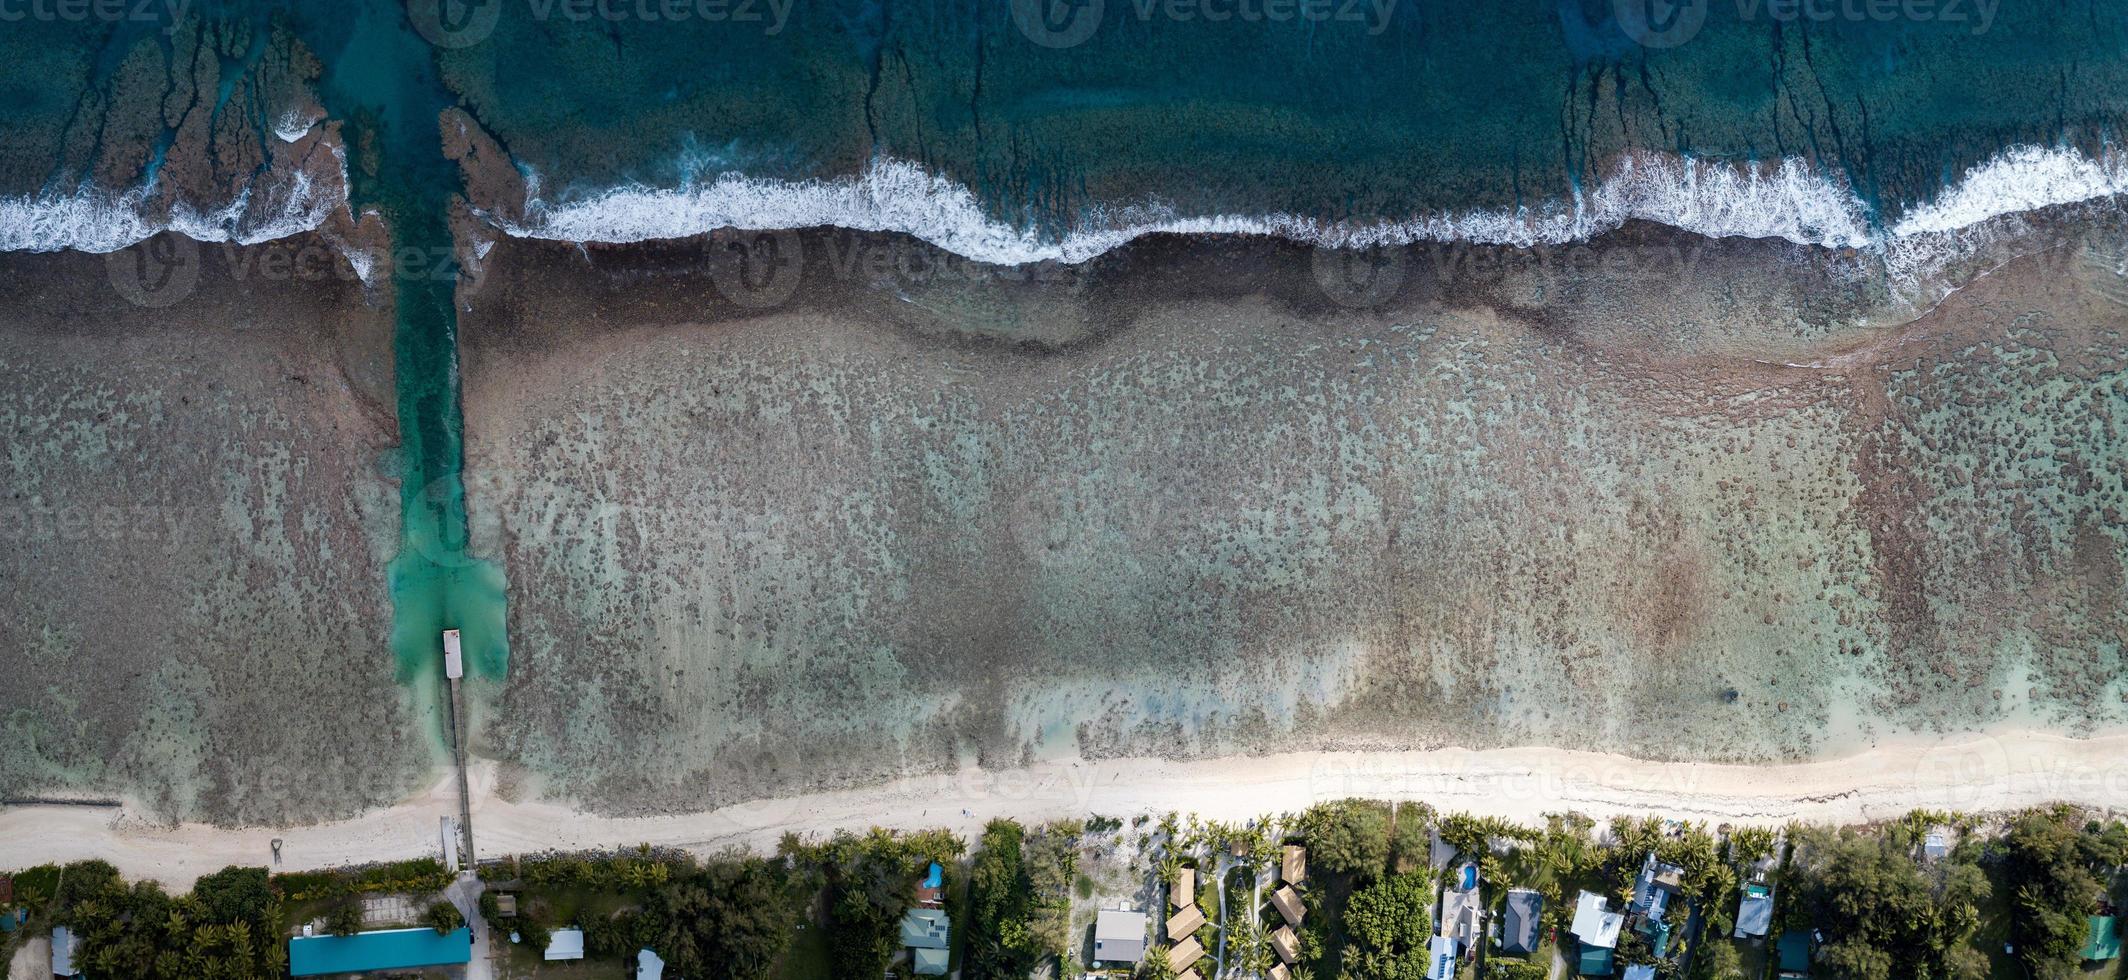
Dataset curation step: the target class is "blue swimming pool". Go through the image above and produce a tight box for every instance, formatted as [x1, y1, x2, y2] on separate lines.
[289, 927, 472, 976]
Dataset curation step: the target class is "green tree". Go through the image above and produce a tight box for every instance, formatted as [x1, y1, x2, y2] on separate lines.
[1298, 800, 1394, 880]
[325, 900, 364, 937]
[2000, 807, 2115, 979]
[641, 855, 798, 979]
[1341, 871, 1434, 980]
[424, 900, 464, 934]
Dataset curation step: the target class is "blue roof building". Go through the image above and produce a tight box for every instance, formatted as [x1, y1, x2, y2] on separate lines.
[289, 927, 473, 977]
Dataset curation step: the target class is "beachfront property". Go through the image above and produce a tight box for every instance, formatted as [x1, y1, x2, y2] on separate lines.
[1922, 826, 1951, 862]
[1570, 890, 1623, 975]
[287, 927, 473, 977]
[1427, 934, 1457, 980]
[1500, 888, 1543, 955]
[2085, 914, 2121, 963]
[1438, 864, 1482, 954]
[636, 947, 666, 980]
[1626, 852, 1687, 959]
[1282, 844, 1307, 886]
[916, 860, 945, 908]
[899, 906, 951, 976]
[1093, 908, 1148, 966]
[1167, 901, 1206, 942]
[1167, 935, 1206, 974]
[544, 926, 586, 960]
[1273, 923, 1301, 965]
[50, 926, 78, 978]
[1170, 865, 1195, 909]
[1734, 882, 1774, 939]
[1777, 929, 1814, 977]
[1270, 883, 1306, 929]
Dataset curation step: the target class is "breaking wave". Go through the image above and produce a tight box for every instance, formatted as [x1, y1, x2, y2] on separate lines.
[0, 163, 340, 254]
[498, 144, 2128, 270]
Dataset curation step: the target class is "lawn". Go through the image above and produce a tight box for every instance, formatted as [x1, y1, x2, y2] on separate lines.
[770, 915, 833, 980]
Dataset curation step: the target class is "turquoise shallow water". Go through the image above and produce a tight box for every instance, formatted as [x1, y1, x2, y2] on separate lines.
[297, 0, 512, 694]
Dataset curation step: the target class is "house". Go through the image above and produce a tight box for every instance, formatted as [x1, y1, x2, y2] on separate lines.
[1270, 964, 1291, 980]
[1569, 891, 1623, 949]
[544, 927, 586, 961]
[1576, 943, 1614, 976]
[1439, 882, 1481, 946]
[1282, 845, 1308, 886]
[1922, 828, 1950, 862]
[1622, 965, 1657, 980]
[1171, 868, 1195, 908]
[1630, 853, 1685, 918]
[1273, 924, 1301, 965]
[1094, 909, 1147, 965]
[901, 906, 951, 976]
[1428, 935, 1458, 979]
[1501, 889, 1543, 955]
[901, 907, 951, 976]
[636, 948, 665, 980]
[1734, 883, 1773, 939]
[1271, 884, 1306, 928]
[1167, 936, 1205, 973]
[916, 861, 945, 907]
[52, 927, 79, 978]
[1777, 930, 1812, 977]
[2084, 915, 2120, 962]
[288, 927, 473, 977]
[1167, 903, 1205, 942]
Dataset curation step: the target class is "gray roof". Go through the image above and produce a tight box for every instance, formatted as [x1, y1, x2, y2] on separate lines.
[1094, 909, 1148, 964]
[1503, 889, 1543, 954]
[1734, 887, 1774, 939]
[53, 926, 79, 977]
[901, 908, 951, 950]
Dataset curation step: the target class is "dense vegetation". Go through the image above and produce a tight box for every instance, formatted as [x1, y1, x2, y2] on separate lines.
[964, 818, 1077, 979]
[21, 861, 286, 979]
[5, 803, 2119, 980]
[779, 827, 962, 978]
[1340, 871, 1437, 980]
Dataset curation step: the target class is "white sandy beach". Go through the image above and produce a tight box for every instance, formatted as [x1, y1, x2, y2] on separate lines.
[5, 730, 2125, 887]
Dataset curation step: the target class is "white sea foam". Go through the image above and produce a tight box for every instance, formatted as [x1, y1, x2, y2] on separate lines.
[0, 175, 338, 254]
[499, 145, 2128, 270]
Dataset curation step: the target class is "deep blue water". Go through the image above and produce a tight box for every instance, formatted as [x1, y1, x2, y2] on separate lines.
[3, 1, 2127, 230]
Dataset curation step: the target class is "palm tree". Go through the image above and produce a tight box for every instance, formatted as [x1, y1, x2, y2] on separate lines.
[1157, 855, 1183, 887]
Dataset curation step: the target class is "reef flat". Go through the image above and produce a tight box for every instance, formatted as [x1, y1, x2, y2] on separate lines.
[0, 236, 428, 824]
[457, 219, 2125, 816]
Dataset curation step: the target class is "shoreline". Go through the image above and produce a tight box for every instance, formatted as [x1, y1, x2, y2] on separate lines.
[8, 729, 2123, 888]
